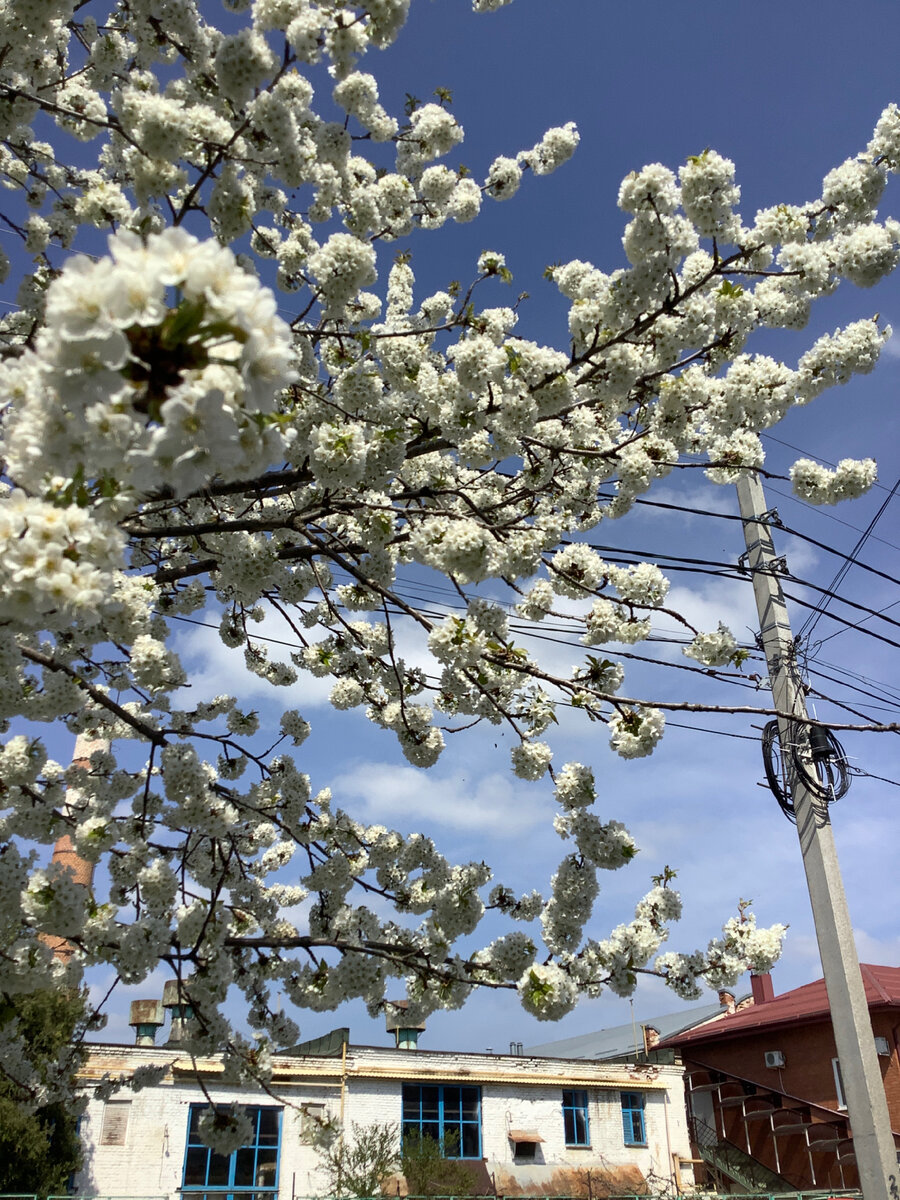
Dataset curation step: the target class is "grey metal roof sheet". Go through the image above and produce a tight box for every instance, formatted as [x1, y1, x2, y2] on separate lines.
[524, 1001, 730, 1060]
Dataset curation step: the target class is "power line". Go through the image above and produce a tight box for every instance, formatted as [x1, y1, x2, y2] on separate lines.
[762, 432, 899, 497]
[850, 768, 900, 788]
[775, 519, 900, 589]
[807, 597, 900, 657]
[782, 587, 900, 651]
[764, 482, 900, 555]
[161, 534, 900, 668]
[805, 663, 900, 714]
[785, 574, 900, 636]
[798, 477, 900, 644]
[632, 481, 900, 557]
[763, 432, 897, 487]
[809, 654, 900, 710]
[165, 598, 893, 730]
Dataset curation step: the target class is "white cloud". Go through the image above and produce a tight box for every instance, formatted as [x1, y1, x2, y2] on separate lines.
[651, 576, 759, 664]
[171, 601, 451, 714]
[650, 480, 739, 521]
[171, 612, 333, 710]
[848, 928, 900, 964]
[331, 761, 548, 835]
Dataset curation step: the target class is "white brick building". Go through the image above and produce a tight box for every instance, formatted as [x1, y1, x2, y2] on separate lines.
[76, 1036, 693, 1198]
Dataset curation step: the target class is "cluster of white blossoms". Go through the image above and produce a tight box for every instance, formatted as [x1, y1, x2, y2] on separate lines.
[684, 623, 740, 668]
[3, 0, 897, 1126]
[608, 707, 666, 759]
[1, 228, 296, 501]
[516, 962, 579, 1021]
[0, 489, 125, 628]
[657, 909, 788, 998]
[790, 457, 879, 505]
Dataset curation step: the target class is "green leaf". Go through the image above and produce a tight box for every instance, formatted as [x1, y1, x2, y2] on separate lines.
[717, 279, 744, 299]
[159, 296, 207, 348]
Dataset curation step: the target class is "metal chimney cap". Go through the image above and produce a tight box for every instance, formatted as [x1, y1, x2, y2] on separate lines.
[129, 999, 164, 1027]
[385, 1000, 426, 1034]
[162, 979, 192, 1008]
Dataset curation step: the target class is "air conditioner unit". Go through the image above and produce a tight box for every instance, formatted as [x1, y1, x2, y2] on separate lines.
[875, 1036, 891, 1056]
[764, 1050, 786, 1069]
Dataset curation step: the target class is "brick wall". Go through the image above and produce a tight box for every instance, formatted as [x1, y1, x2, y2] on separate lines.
[77, 1069, 338, 1198]
[76, 1044, 691, 1199]
[682, 1015, 899, 1115]
[681, 1012, 900, 1191]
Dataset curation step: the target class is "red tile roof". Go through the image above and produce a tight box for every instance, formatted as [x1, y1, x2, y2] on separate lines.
[660, 965, 900, 1047]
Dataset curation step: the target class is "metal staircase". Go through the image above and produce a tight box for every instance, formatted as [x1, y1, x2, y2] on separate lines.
[690, 1116, 797, 1193]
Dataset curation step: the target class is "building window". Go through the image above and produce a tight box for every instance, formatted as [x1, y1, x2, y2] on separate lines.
[100, 1099, 131, 1146]
[620, 1092, 646, 1146]
[401, 1084, 481, 1158]
[300, 1103, 327, 1139]
[509, 1130, 543, 1161]
[832, 1058, 847, 1109]
[182, 1105, 281, 1198]
[562, 1090, 590, 1146]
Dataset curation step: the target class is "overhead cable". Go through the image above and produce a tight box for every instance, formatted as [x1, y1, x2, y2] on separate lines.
[798, 476, 900, 645]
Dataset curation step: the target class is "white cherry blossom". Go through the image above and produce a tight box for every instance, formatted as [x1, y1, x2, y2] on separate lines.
[2, 0, 897, 1123]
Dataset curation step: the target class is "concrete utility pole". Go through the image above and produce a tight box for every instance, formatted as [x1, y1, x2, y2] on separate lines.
[737, 471, 897, 1200]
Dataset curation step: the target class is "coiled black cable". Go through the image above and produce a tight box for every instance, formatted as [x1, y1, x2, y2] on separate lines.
[761, 719, 851, 822]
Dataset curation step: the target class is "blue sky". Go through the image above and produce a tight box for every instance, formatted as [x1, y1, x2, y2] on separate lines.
[46, 0, 899, 1051]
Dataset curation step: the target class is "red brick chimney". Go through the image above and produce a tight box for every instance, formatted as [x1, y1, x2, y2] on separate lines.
[751, 972, 775, 1004]
[41, 734, 106, 962]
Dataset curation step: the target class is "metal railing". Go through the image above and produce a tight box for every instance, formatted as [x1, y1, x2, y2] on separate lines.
[689, 1116, 797, 1193]
[0, 1193, 862, 1200]
[0, 1192, 862, 1200]
[285, 1194, 861, 1200]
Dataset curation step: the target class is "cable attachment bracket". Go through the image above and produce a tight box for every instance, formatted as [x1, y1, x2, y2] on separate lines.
[738, 552, 788, 577]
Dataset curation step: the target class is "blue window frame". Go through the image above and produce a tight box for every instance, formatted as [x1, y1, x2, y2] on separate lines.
[562, 1089, 590, 1146]
[182, 1105, 281, 1199]
[401, 1083, 482, 1158]
[620, 1092, 646, 1146]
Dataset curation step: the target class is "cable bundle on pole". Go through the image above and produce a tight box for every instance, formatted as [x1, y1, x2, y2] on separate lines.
[761, 719, 851, 823]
